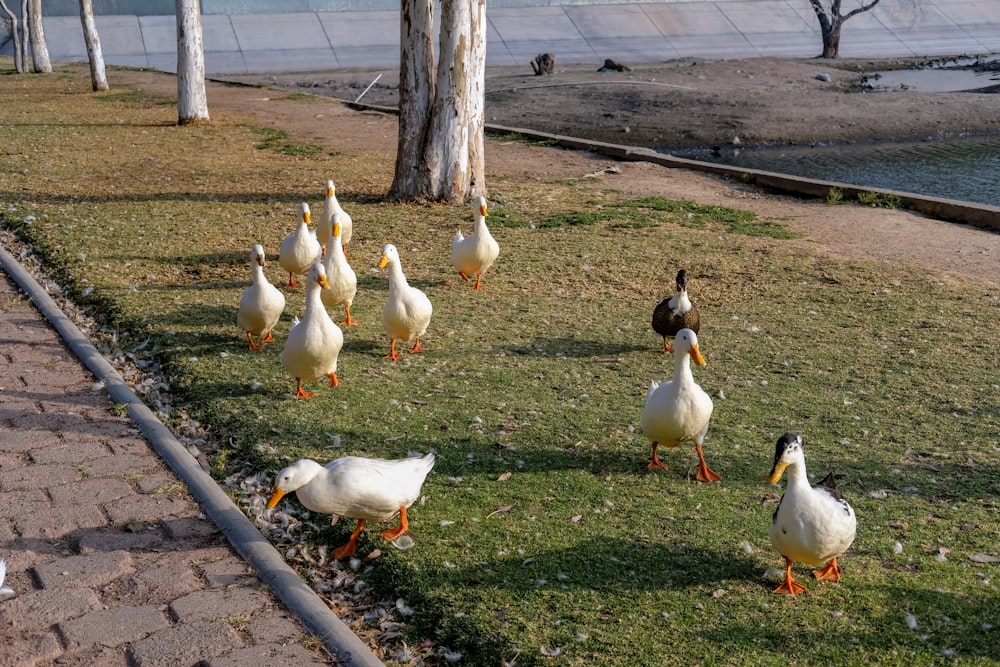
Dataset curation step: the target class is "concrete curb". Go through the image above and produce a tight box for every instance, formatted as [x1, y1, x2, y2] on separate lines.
[0, 244, 385, 667]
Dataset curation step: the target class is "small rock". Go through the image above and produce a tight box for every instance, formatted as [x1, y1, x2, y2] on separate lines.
[815, 73, 832, 82]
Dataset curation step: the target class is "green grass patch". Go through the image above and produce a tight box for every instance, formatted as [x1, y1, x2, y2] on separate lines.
[247, 125, 324, 156]
[2, 65, 998, 667]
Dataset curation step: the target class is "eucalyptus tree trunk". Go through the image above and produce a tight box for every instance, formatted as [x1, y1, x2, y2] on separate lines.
[466, 0, 487, 198]
[389, 0, 487, 204]
[0, 0, 25, 73]
[18, 0, 28, 72]
[808, 0, 882, 59]
[175, 0, 209, 124]
[389, 0, 435, 200]
[27, 0, 51, 73]
[79, 0, 108, 91]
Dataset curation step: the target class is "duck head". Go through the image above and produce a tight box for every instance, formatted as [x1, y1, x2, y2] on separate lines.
[766, 432, 804, 484]
[378, 243, 399, 269]
[298, 202, 312, 226]
[266, 459, 322, 508]
[673, 328, 706, 366]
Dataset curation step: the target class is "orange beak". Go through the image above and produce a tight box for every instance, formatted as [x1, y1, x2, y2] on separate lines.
[266, 488, 286, 509]
[689, 343, 706, 367]
[766, 461, 788, 485]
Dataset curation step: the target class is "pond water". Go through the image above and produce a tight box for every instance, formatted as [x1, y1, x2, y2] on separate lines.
[669, 134, 1000, 208]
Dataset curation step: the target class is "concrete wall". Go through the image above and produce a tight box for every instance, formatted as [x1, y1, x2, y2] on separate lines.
[10, 0, 712, 16]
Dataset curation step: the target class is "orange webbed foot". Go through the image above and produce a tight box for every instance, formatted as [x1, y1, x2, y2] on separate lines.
[408, 339, 426, 354]
[261, 330, 276, 344]
[813, 558, 842, 582]
[246, 332, 262, 350]
[773, 558, 807, 595]
[294, 379, 314, 399]
[458, 271, 470, 283]
[286, 274, 299, 289]
[379, 507, 409, 541]
[327, 372, 340, 388]
[333, 519, 366, 560]
[694, 443, 721, 482]
[772, 578, 807, 595]
[647, 443, 669, 470]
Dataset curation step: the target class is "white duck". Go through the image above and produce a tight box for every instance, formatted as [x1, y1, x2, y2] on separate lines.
[236, 244, 286, 350]
[280, 262, 344, 399]
[320, 179, 352, 257]
[320, 218, 358, 326]
[278, 202, 322, 288]
[266, 453, 435, 559]
[378, 244, 433, 360]
[766, 432, 857, 595]
[639, 328, 720, 482]
[0, 558, 14, 600]
[450, 195, 500, 290]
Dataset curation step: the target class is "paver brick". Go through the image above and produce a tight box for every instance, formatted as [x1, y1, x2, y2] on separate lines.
[0, 462, 82, 491]
[125, 620, 244, 667]
[48, 477, 133, 505]
[198, 555, 256, 588]
[0, 427, 54, 453]
[135, 471, 178, 493]
[104, 494, 188, 524]
[162, 515, 219, 540]
[77, 528, 164, 553]
[107, 436, 155, 456]
[82, 453, 162, 478]
[114, 561, 203, 605]
[170, 587, 268, 623]
[29, 441, 109, 464]
[34, 550, 134, 590]
[14, 503, 107, 539]
[0, 631, 62, 667]
[56, 605, 170, 650]
[0, 488, 49, 506]
[207, 643, 331, 666]
[0, 589, 101, 631]
[247, 613, 304, 646]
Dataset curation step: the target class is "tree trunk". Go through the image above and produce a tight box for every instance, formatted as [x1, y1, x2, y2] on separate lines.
[175, 0, 209, 124]
[18, 0, 28, 72]
[425, 0, 471, 204]
[809, 0, 883, 59]
[466, 0, 487, 198]
[27, 0, 51, 73]
[821, 24, 841, 58]
[79, 0, 108, 91]
[390, 0, 435, 201]
[390, 0, 487, 204]
[0, 0, 25, 73]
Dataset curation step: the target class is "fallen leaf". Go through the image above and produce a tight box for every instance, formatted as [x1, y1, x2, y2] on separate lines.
[497, 472, 512, 482]
[711, 588, 726, 598]
[968, 553, 1000, 563]
[487, 504, 513, 518]
[570, 514, 583, 523]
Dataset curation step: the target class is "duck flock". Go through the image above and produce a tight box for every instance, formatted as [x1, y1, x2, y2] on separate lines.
[240, 180, 856, 596]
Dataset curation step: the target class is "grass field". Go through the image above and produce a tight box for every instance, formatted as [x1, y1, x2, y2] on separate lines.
[2, 63, 998, 666]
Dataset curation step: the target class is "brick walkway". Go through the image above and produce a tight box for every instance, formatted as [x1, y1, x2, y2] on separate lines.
[0, 269, 334, 666]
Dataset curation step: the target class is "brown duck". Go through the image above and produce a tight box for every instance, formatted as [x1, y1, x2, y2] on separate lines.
[651, 269, 700, 353]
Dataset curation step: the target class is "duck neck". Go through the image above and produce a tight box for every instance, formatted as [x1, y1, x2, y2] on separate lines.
[474, 213, 489, 235]
[783, 460, 811, 493]
[305, 278, 324, 313]
[251, 262, 266, 285]
[387, 261, 409, 290]
[670, 290, 691, 314]
[673, 348, 694, 383]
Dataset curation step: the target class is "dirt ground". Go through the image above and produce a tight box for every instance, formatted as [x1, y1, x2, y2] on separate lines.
[146, 57, 1000, 286]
